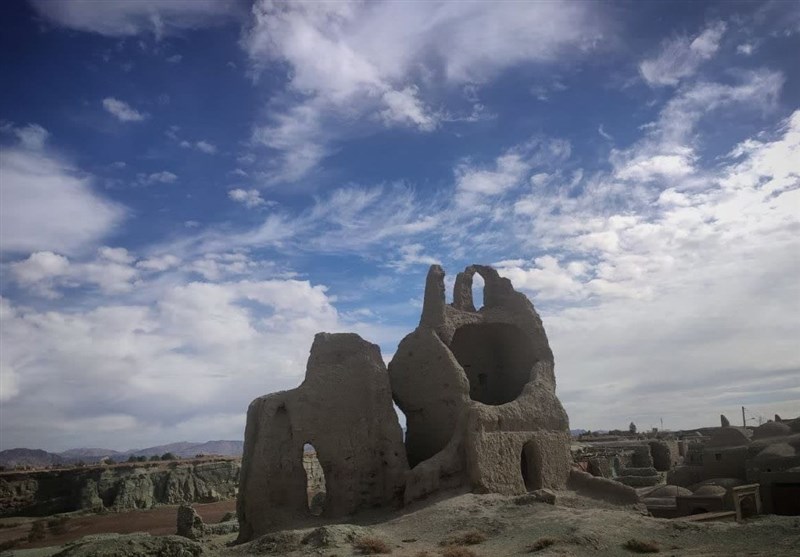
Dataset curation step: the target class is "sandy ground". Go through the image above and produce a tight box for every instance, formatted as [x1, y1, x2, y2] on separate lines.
[0, 500, 235, 551]
[3, 491, 799, 556]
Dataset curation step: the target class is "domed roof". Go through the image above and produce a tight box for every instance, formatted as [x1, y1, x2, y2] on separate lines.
[648, 485, 692, 498]
[694, 485, 726, 497]
[754, 442, 796, 462]
[707, 426, 750, 447]
[753, 421, 792, 439]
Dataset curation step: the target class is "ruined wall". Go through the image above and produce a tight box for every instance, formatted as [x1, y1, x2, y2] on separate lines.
[389, 265, 571, 503]
[237, 333, 407, 540]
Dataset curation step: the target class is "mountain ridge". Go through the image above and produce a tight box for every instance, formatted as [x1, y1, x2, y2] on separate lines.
[0, 440, 243, 468]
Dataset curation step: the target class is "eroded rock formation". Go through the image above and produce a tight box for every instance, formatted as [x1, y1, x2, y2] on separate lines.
[0, 460, 239, 517]
[389, 264, 571, 502]
[237, 333, 408, 540]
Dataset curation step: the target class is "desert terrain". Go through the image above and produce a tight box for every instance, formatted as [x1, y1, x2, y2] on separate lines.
[2, 489, 799, 556]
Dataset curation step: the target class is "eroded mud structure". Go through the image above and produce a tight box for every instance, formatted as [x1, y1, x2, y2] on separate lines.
[389, 264, 571, 502]
[237, 265, 571, 540]
[237, 333, 407, 539]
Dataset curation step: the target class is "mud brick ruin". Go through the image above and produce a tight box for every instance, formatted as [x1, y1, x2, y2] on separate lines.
[236, 264, 572, 540]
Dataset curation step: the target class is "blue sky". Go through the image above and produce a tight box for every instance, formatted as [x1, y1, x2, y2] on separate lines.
[1, 0, 798, 451]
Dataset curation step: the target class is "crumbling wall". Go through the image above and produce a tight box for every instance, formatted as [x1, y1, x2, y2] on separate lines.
[389, 264, 571, 502]
[237, 333, 408, 540]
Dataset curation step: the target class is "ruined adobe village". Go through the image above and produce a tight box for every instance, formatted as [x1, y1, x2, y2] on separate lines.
[1, 264, 798, 556]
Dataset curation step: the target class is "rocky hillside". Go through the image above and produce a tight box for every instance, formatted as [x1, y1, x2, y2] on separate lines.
[0, 459, 240, 517]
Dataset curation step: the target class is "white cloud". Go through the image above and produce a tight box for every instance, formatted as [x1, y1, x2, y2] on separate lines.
[136, 254, 180, 272]
[498, 110, 800, 429]
[0, 361, 20, 403]
[12, 123, 50, 150]
[387, 243, 440, 271]
[380, 87, 439, 131]
[737, 43, 755, 56]
[140, 171, 178, 185]
[228, 188, 266, 208]
[455, 138, 571, 207]
[612, 70, 784, 184]
[0, 273, 347, 450]
[640, 21, 727, 86]
[0, 145, 125, 256]
[30, 0, 240, 38]
[243, 0, 605, 182]
[177, 138, 218, 154]
[11, 248, 140, 297]
[166, 54, 183, 63]
[195, 140, 217, 154]
[102, 97, 147, 122]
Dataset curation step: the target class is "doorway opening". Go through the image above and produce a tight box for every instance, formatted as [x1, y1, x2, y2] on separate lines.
[303, 443, 326, 516]
[521, 441, 540, 491]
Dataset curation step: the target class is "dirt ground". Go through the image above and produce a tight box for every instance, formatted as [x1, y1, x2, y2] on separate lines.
[3, 491, 800, 556]
[0, 500, 235, 551]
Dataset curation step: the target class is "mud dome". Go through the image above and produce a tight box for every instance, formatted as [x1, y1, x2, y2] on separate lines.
[236, 265, 571, 540]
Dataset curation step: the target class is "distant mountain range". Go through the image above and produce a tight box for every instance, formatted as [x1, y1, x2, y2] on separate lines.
[0, 440, 243, 468]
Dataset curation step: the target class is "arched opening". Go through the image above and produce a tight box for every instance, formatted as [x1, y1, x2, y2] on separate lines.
[472, 272, 485, 310]
[450, 323, 535, 405]
[739, 494, 757, 519]
[521, 440, 540, 491]
[302, 443, 326, 516]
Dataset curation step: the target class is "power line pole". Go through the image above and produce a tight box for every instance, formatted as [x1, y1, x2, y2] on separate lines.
[742, 406, 746, 427]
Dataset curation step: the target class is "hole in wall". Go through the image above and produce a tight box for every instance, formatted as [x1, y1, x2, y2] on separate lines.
[450, 322, 534, 405]
[521, 440, 540, 491]
[303, 443, 326, 516]
[472, 272, 485, 310]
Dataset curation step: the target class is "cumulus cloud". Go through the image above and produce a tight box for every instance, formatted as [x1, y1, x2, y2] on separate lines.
[497, 110, 800, 429]
[102, 97, 147, 122]
[0, 139, 125, 256]
[11, 248, 140, 297]
[30, 0, 240, 38]
[640, 21, 727, 86]
[0, 272, 349, 450]
[242, 0, 605, 182]
[228, 188, 266, 208]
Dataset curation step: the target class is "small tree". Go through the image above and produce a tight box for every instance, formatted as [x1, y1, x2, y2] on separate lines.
[161, 452, 177, 461]
[629, 422, 637, 434]
[149, 455, 161, 461]
[127, 455, 138, 463]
